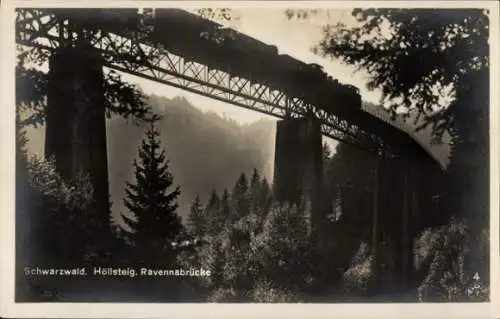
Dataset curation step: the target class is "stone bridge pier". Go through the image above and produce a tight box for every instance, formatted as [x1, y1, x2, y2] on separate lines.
[370, 149, 422, 296]
[272, 117, 325, 241]
[45, 45, 110, 240]
[272, 116, 424, 295]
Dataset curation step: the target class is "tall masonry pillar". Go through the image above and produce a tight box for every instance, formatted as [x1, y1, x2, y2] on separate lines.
[273, 117, 324, 239]
[45, 45, 110, 237]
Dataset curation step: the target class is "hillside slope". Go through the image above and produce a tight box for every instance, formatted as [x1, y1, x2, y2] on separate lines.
[107, 95, 276, 224]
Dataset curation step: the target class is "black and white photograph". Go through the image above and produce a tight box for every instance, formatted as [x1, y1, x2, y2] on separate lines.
[1, 0, 499, 317]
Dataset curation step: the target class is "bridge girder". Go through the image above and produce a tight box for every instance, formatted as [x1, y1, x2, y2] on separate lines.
[16, 8, 436, 159]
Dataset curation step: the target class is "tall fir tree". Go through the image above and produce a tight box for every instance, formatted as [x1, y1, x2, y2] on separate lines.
[249, 169, 260, 199]
[233, 173, 249, 197]
[121, 121, 183, 265]
[250, 168, 261, 193]
[249, 168, 266, 225]
[205, 189, 221, 236]
[187, 194, 205, 238]
[231, 173, 251, 221]
[219, 188, 231, 230]
[258, 177, 272, 217]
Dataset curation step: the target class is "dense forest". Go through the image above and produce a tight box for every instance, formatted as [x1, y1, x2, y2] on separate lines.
[15, 98, 489, 301]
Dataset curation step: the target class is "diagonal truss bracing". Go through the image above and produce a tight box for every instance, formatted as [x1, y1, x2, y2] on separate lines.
[16, 9, 397, 155]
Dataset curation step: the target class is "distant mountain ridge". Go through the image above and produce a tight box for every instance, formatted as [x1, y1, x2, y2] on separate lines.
[108, 95, 276, 225]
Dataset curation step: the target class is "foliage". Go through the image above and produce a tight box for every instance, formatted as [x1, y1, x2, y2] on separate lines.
[248, 169, 271, 221]
[206, 288, 239, 302]
[258, 178, 272, 213]
[287, 12, 490, 242]
[249, 202, 312, 294]
[16, 106, 119, 274]
[27, 156, 94, 212]
[120, 121, 184, 264]
[15, 111, 29, 165]
[313, 9, 489, 141]
[286, 6, 490, 279]
[197, 8, 235, 22]
[310, 9, 490, 294]
[196, 8, 240, 44]
[219, 188, 232, 228]
[103, 69, 151, 122]
[195, 233, 227, 290]
[285, 9, 327, 20]
[187, 194, 206, 237]
[15, 64, 47, 127]
[17, 152, 96, 265]
[230, 173, 252, 221]
[250, 280, 299, 303]
[415, 217, 489, 302]
[342, 242, 373, 294]
[16, 20, 153, 127]
[205, 189, 222, 236]
[178, 170, 316, 302]
[232, 173, 249, 197]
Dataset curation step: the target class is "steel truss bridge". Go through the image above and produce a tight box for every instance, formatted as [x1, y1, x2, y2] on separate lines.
[16, 7, 437, 160]
[14, 7, 448, 296]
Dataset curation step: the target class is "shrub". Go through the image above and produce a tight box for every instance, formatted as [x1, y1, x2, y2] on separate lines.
[207, 288, 239, 302]
[248, 203, 312, 292]
[415, 216, 489, 302]
[250, 280, 298, 303]
[342, 242, 373, 294]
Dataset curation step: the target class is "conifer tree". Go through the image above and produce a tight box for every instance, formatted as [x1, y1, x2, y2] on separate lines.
[205, 189, 221, 236]
[121, 121, 183, 264]
[206, 189, 221, 210]
[249, 168, 262, 208]
[233, 173, 249, 197]
[232, 173, 250, 221]
[247, 169, 268, 229]
[219, 188, 231, 229]
[187, 194, 205, 238]
[250, 168, 261, 193]
[258, 177, 272, 217]
[221, 188, 230, 210]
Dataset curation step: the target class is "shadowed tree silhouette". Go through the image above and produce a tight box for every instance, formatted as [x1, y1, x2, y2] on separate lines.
[288, 9, 488, 138]
[287, 7, 490, 299]
[205, 189, 221, 236]
[231, 173, 251, 222]
[187, 194, 205, 237]
[121, 119, 183, 265]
